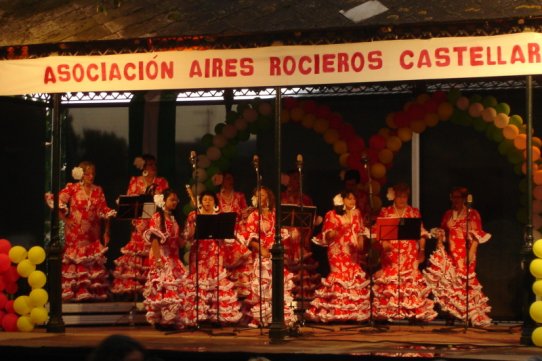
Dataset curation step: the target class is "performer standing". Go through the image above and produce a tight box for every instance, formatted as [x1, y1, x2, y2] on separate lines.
[215, 171, 252, 296]
[306, 191, 370, 323]
[46, 161, 116, 301]
[241, 186, 297, 328]
[111, 155, 169, 297]
[143, 188, 196, 329]
[424, 187, 492, 327]
[372, 183, 437, 322]
[183, 190, 243, 324]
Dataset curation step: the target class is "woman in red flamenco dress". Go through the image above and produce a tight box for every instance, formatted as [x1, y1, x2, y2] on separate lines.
[48, 161, 116, 302]
[183, 190, 243, 324]
[372, 183, 437, 322]
[143, 189, 196, 329]
[306, 190, 371, 323]
[424, 187, 491, 327]
[112, 155, 169, 297]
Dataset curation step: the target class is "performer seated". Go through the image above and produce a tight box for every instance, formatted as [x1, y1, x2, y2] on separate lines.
[239, 186, 297, 328]
[371, 183, 437, 323]
[183, 190, 243, 324]
[424, 187, 492, 327]
[306, 190, 371, 323]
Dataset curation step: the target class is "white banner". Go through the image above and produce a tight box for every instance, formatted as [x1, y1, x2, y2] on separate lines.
[1, 32, 542, 95]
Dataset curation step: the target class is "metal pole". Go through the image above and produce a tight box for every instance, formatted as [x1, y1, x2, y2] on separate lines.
[269, 87, 287, 342]
[46, 93, 65, 333]
[520, 75, 536, 345]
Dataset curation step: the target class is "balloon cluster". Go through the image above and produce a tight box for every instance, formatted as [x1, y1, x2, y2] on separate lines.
[530, 239, 542, 346]
[183, 101, 274, 215]
[0, 239, 48, 332]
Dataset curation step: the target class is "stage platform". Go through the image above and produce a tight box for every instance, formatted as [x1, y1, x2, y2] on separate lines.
[0, 322, 539, 361]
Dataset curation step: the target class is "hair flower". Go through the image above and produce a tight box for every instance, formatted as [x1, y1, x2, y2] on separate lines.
[386, 187, 396, 201]
[333, 194, 344, 207]
[71, 166, 84, 181]
[133, 156, 145, 170]
[251, 195, 258, 208]
[153, 194, 165, 210]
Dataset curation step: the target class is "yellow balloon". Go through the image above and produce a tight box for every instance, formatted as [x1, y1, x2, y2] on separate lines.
[17, 315, 34, 332]
[533, 280, 542, 297]
[8, 245, 27, 264]
[424, 113, 439, 127]
[437, 102, 453, 121]
[29, 288, 49, 307]
[534, 239, 542, 258]
[533, 326, 542, 346]
[30, 306, 49, 324]
[386, 136, 402, 152]
[13, 295, 31, 315]
[502, 124, 519, 140]
[301, 113, 316, 128]
[530, 301, 542, 323]
[378, 148, 394, 164]
[530, 258, 542, 278]
[370, 163, 386, 179]
[17, 259, 36, 278]
[28, 270, 47, 289]
[494, 113, 510, 128]
[410, 120, 426, 134]
[397, 127, 412, 142]
[323, 129, 339, 144]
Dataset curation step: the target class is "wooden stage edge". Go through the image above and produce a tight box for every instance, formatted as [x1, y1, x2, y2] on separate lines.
[0, 322, 540, 361]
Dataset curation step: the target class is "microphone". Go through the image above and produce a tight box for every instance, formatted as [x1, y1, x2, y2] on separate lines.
[296, 154, 303, 172]
[189, 150, 197, 168]
[466, 194, 473, 207]
[252, 155, 259, 173]
[361, 153, 369, 168]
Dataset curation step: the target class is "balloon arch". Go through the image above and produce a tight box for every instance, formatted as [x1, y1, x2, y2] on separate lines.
[188, 89, 540, 223]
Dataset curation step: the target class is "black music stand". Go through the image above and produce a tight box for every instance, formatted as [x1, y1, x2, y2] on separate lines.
[117, 195, 155, 220]
[281, 204, 332, 334]
[375, 217, 421, 322]
[193, 212, 237, 335]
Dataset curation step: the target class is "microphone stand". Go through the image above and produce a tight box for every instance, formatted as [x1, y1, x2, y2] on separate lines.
[465, 200, 471, 332]
[192, 153, 202, 331]
[256, 161, 264, 335]
[297, 161, 306, 326]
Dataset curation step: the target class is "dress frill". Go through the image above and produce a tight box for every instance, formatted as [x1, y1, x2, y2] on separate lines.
[225, 236, 254, 298]
[62, 240, 109, 301]
[372, 267, 437, 321]
[111, 230, 151, 294]
[243, 258, 297, 327]
[306, 265, 370, 323]
[423, 248, 491, 327]
[189, 268, 243, 323]
[143, 257, 197, 328]
[283, 236, 322, 302]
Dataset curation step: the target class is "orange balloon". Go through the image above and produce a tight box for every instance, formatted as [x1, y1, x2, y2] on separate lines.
[424, 113, 439, 127]
[339, 153, 349, 167]
[527, 163, 540, 177]
[290, 107, 304, 122]
[385, 113, 397, 129]
[280, 110, 290, 123]
[313, 118, 329, 133]
[533, 137, 542, 148]
[535, 185, 542, 201]
[323, 129, 339, 144]
[301, 113, 316, 128]
[524, 146, 541, 162]
[410, 120, 426, 133]
[494, 113, 510, 128]
[386, 136, 402, 152]
[397, 127, 413, 142]
[333, 140, 348, 155]
[503, 124, 519, 140]
[437, 102, 454, 121]
[378, 128, 391, 139]
[416, 93, 430, 104]
[514, 134, 527, 150]
[370, 163, 386, 179]
[378, 148, 394, 164]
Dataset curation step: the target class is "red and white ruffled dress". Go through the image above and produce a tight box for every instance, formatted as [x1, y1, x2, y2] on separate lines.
[424, 208, 491, 327]
[372, 205, 437, 321]
[216, 190, 252, 295]
[143, 212, 196, 328]
[306, 209, 370, 323]
[57, 182, 114, 302]
[112, 176, 169, 295]
[241, 210, 297, 327]
[184, 210, 243, 324]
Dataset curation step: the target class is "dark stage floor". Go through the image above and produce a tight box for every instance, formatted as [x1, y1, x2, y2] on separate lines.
[0, 322, 539, 361]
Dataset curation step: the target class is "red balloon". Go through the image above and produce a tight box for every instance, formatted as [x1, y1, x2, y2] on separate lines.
[5, 282, 17, 295]
[367, 148, 379, 163]
[432, 90, 447, 102]
[424, 99, 439, 113]
[0, 292, 6, 309]
[369, 134, 386, 151]
[315, 105, 331, 119]
[283, 97, 297, 110]
[302, 100, 317, 114]
[4, 266, 19, 283]
[0, 277, 5, 292]
[5, 300, 14, 313]
[346, 154, 360, 170]
[2, 312, 18, 332]
[0, 310, 5, 327]
[407, 103, 426, 122]
[0, 239, 11, 254]
[394, 112, 409, 128]
[0, 254, 9, 273]
[327, 113, 343, 129]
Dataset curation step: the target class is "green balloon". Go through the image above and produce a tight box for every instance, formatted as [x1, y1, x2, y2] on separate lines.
[182, 202, 195, 216]
[498, 140, 514, 155]
[519, 177, 529, 193]
[509, 114, 524, 126]
[484, 124, 495, 140]
[257, 115, 272, 132]
[482, 95, 498, 108]
[236, 129, 250, 141]
[226, 111, 239, 124]
[508, 151, 524, 165]
[214, 123, 226, 134]
[469, 94, 483, 104]
[491, 127, 504, 143]
[236, 103, 250, 114]
[472, 117, 488, 132]
[517, 207, 528, 224]
[495, 102, 511, 115]
[248, 122, 259, 135]
[214, 157, 231, 171]
[221, 144, 237, 158]
[201, 133, 214, 148]
[204, 178, 217, 192]
[450, 109, 464, 124]
[513, 163, 522, 175]
[206, 165, 220, 177]
[447, 88, 462, 103]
